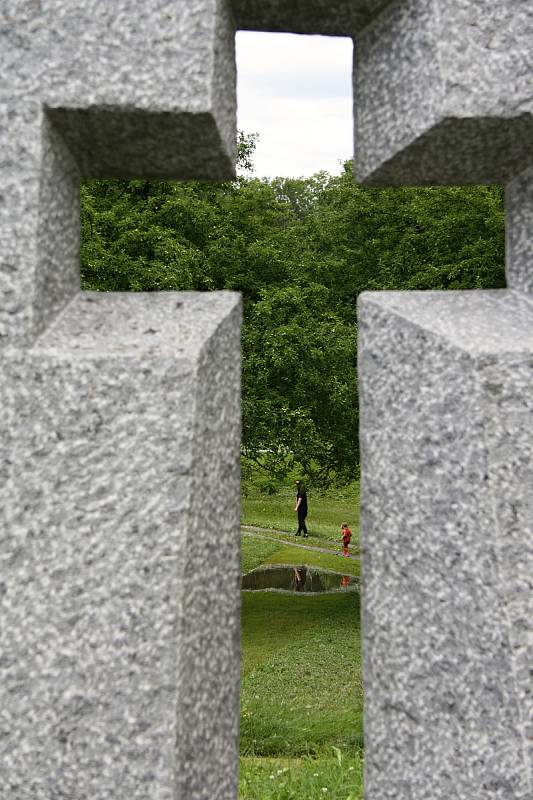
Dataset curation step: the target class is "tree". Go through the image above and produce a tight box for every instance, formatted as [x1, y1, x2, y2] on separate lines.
[80, 142, 505, 486]
[242, 283, 358, 485]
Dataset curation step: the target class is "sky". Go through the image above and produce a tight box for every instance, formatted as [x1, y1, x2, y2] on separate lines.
[236, 32, 354, 180]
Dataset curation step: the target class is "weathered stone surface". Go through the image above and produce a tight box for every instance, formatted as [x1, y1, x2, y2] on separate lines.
[358, 289, 533, 800]
[232, 0, 390, 35]
[1, 4, 243, 798]
[507, 166, 533, 293]
[0, 0, 42, 24]
[1, 0, 236, 178]
[47, 0, 236, 178]
[355, 0, 533, 184]
[2, 1, 533, 798]
[0, 292, 242, 800]
[0, 108, 80, 346]
[0, 0, 236, 345]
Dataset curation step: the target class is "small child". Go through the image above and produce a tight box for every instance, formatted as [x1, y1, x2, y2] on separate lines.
[340, 523, 352, 557]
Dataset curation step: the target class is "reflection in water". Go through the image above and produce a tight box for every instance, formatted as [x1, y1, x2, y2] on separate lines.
[292, 566, 307, 592]
[241, 565, 358, 593]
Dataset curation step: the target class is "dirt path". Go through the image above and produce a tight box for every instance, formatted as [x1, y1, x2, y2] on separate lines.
[241, 524, 360, 560]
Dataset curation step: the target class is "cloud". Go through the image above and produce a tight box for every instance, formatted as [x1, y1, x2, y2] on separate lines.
[236, 32, 354, 179]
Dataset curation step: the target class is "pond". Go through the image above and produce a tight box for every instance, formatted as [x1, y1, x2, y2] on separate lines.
[241, 564, 358, 593]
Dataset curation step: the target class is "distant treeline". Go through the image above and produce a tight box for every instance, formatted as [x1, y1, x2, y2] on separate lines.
[81, 135, 505, 486]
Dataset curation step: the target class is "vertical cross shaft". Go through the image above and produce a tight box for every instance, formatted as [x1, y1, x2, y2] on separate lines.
[1, 3, 241, 799]
[1, 1, 532, 798]
[355, 2, 533, 797]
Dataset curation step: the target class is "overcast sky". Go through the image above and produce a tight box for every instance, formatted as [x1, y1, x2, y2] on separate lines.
[236, 32, 354, 180]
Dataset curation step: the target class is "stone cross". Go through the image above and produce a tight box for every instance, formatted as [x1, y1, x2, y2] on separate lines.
[1, 3, 240, 799]
[1, 1, 531, 799]
[355, 4, 532, 798]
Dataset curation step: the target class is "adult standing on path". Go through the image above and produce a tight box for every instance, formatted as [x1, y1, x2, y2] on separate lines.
[294, 479, 308, 537]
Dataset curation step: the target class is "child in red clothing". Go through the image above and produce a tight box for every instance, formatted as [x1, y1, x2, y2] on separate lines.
[340, 523, 352, 557]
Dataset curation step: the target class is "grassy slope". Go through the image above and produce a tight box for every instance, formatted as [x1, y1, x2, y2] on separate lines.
[240, 754, 364, 800]
[241, 466, 360, 547]
[266, 545, 359, 578]
[241, 536, 285, 574]
[241, 592, 363, 758]
[241, 535, 359, 578]
[240, 490, 364, 800]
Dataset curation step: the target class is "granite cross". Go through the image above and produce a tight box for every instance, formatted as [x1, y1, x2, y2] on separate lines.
[0, 1, 531, 799]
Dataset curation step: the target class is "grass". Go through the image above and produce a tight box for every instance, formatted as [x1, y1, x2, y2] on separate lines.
[240, 753, 364, 800]
[241, 535, 286, 574]
[241, 526, 352, 554]
[264, 545, 359, 578]
[240, 466, 363, 800]
[241, 535, 359, 578]
[241, 592, 363, 757]
[241, 462, 360, 547]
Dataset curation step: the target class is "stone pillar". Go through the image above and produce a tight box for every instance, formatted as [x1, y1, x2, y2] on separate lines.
[354, 0, 533, 186]
[358, 290, 533, 799]
[0, 3, 241, 799]
[506, 166, 533, 293]
[355, 2, 533, 799]
[1, 292, 242, 799]
[2, 1, 533, 799]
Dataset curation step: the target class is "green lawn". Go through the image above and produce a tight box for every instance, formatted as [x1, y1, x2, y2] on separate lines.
[240, 754, 363, 800]
[241, 535, 286, 574]
[240, 475, 363, 800]
[242, 526, 352, 554]
[240, 591, 363, 798]
[241, 475, 360, 547]
[265, 545, 359, 578]
[241, 592, 363, 754]
[241, 535, 359, 578]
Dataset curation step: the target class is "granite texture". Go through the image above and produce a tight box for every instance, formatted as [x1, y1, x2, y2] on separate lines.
[231, 0, 391, 35]
[358, 290, 533, 800]
[355, 0, 533, 184]
[1, 3, 243, 797]
[1, 0, 236, 178]
[0, 1, 41, 24]
[0, 0, 236, 345]
[2, 1, 533, 799]
[507, 166, 533, 293]
[0, 292, 242, 800]
[42, 0, 237, 179]
[0, 106, 75, 348]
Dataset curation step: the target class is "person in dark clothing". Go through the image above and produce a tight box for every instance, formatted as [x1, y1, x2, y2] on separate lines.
[294, 479, 308, 537]
[292, 566, 307, 592]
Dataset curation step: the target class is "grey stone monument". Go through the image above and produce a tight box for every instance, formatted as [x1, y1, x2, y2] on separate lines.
[356, 1, 533, 798]
[0, 0, 531, 799]
[1, 3, 241, 799]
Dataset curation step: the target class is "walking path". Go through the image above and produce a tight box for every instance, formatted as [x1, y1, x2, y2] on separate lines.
[241, 524, 360, 560]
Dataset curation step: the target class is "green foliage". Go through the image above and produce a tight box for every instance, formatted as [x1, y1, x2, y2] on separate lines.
[242, 283, 357, 485]
[80, 139, 505, 485]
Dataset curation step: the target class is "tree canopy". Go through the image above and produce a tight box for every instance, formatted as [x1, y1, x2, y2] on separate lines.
[81, 135, 505, 486]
